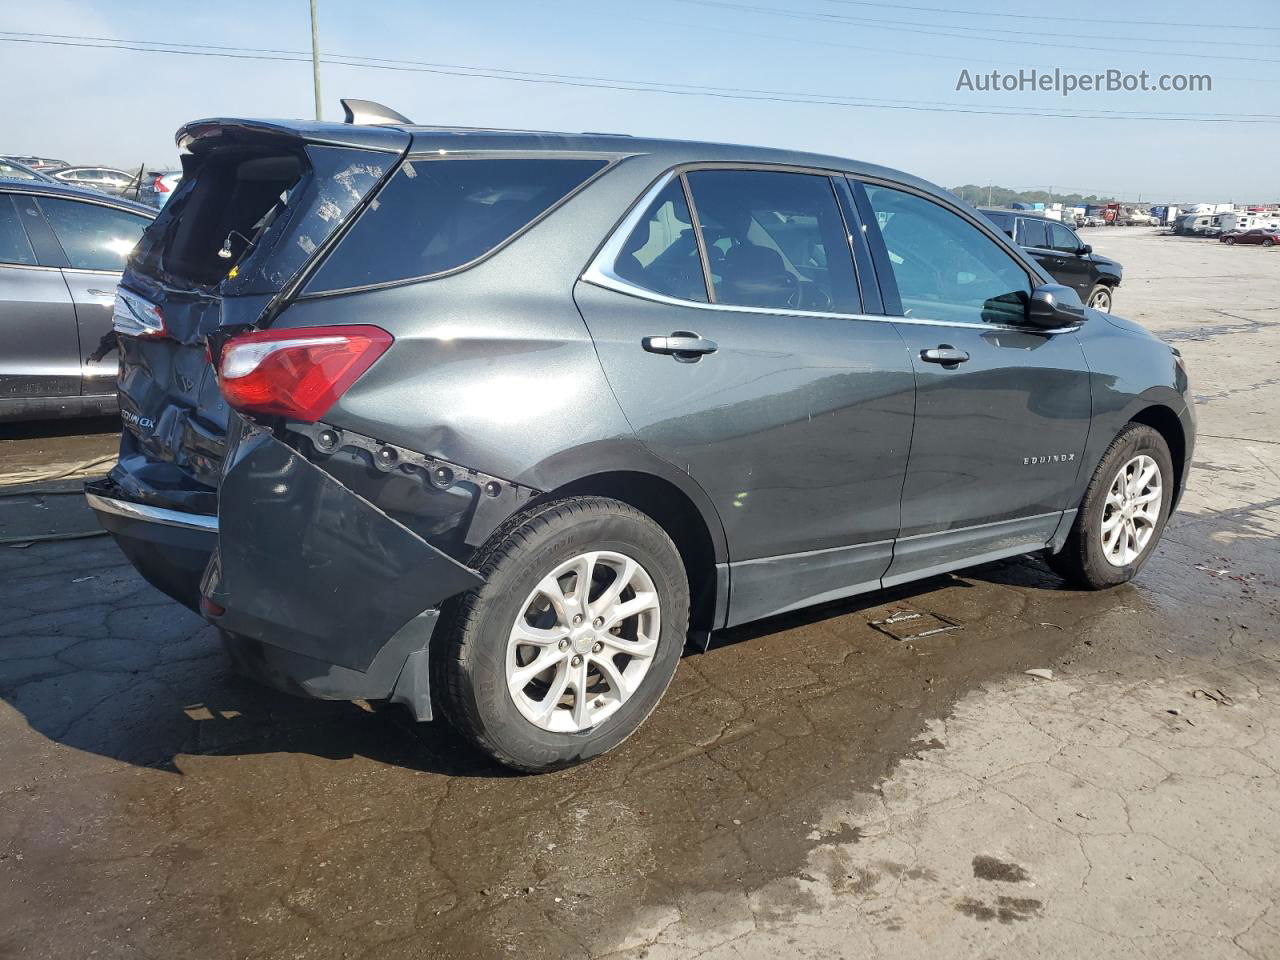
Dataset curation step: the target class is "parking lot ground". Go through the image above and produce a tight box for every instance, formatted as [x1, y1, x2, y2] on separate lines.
[0, 230, 1278, 959]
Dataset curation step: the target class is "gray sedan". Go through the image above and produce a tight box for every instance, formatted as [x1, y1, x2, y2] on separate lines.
[0, 181, 154, 420]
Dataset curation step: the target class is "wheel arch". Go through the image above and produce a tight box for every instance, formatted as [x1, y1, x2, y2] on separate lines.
[534, 470, 726, 636]
[1127, 404, 1188, 504]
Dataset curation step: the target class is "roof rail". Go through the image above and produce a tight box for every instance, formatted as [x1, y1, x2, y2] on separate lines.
[341, 99, 413, 126]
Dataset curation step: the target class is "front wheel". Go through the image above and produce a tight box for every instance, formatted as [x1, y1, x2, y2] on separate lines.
[1224, 237, 1236, 245]
[1046, 424, 1174, 589]
[1086, 284, 1113, 313]
[438, 497, 689, 772]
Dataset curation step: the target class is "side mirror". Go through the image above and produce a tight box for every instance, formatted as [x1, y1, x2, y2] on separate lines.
[1026, 284, 1087, 329]
[1078, 244, 1092, 255]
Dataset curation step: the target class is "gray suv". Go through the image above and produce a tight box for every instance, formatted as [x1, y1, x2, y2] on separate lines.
[86, 108, 1193, 771]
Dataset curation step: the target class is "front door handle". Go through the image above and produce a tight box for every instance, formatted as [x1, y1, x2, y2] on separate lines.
[920, 345, 970, 367]
[642, 331, 718, 362]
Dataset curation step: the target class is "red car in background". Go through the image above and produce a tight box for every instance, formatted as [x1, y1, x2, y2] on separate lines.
[1221, 228, 1279, 246]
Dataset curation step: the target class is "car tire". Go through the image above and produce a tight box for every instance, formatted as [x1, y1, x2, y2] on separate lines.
[1086, 284, 1113, 312]
[1046, 423, 1174, 590]
[438, 496, 689, 773]
[1263, 238, 1275, 247]
[1224, 237, 1235, 245]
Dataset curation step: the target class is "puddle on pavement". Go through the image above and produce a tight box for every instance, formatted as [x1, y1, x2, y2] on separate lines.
[1, 546, 1139, 959]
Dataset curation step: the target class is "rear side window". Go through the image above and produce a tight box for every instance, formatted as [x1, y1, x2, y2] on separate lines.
[614, 179, 708, 303]
[685, 169, 860, 313]
[307, 157, 607, 292]
[37, 197, 150, 270]
[1017, 218, 1049, 248]
[982, 210, 1015, 238]
[0, 195, 38, 265]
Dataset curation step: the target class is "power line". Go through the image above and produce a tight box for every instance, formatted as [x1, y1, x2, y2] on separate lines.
[675, 0, 1280, 63]
[1, 31, 1276, 124]
[817, 0, 1280, 32]
[620, 13, 1280, 86]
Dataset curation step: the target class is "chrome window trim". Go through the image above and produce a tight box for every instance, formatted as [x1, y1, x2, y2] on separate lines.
[0, 260, 61, 273]
[580, 169, 1079, 335]
[85, 492, 218, 532]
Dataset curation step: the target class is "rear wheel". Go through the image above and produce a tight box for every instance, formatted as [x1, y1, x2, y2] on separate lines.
[1263, 238, 1275, 247]
[1086, 284, 1113, 312]
[1046, 424, 1173, 589]
[439, 497, 688, 772]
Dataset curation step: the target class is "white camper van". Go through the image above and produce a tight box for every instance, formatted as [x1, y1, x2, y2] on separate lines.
[1219, 211, 1280, 234]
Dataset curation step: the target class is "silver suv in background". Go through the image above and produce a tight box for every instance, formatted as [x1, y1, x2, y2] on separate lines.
[47, 166, 139, 198]
[0, 181, 154, 419]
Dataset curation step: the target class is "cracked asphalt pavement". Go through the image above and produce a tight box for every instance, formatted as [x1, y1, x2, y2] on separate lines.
[1, 230, 1277, 959]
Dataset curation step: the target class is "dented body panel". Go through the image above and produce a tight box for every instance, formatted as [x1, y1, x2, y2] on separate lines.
[204, 423, 482, 672]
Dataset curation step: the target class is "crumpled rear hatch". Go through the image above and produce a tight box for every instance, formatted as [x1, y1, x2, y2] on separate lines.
[102, 119, 408, 513]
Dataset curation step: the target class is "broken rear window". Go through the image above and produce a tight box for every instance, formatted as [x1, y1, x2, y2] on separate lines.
[132, 143, 391, 296]
[304, 157, 607, 293]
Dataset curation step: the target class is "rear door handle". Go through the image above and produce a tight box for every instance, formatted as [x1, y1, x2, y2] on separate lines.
[920, 346, 970, 366]
[642, 332, 718, 362]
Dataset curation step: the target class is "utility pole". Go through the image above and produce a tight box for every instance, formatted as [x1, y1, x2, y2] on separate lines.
[310, 0, 322, 121]
[986, 184, 992, 205]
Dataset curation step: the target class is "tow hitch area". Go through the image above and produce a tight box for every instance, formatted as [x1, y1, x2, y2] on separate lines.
[203, 424, 484, 681]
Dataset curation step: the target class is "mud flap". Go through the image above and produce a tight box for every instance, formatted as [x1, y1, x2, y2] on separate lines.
[209, 427, 483, 673]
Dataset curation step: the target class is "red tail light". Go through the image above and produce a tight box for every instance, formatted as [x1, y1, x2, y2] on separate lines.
[153, 175, 170, 193]
[216, 325, 393, 422]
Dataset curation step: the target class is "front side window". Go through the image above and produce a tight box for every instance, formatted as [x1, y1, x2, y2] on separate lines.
[613, 178, 707, 302]
[37, 197, 149, 270]
[0, 195, 38, 265]
[684, 170, 859, 313]
[1049, 223, 1081, 253]
[308, 157, 607, 292]
[862, 183, 1031, 326]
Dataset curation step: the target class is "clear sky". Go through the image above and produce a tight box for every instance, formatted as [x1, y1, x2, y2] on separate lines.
[2, 0, 1277, 202]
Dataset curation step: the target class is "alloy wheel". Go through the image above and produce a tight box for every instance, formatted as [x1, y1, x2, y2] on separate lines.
[1100, 454, 1162, 566]
[1088, 287, 1112, 312]
[505, 550, 661, 733]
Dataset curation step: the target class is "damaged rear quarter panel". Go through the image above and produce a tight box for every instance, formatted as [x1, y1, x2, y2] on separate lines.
[210, 422, 483, 671]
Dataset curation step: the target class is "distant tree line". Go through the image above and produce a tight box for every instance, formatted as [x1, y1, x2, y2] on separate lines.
[949, 185, 1117, 207]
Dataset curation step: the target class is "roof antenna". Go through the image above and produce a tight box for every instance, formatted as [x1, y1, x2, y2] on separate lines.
[340, 99, 413, 125]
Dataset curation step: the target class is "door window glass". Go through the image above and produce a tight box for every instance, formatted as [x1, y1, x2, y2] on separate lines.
[613, 178, 708, 302]
[685, 169, 859, 313]
[1017, 217, 1049, 248]
[35, 198, 149, 270]
[862, 183, 1031, 326]
[0, 195, 38, 265]
[1049, 223, 1080, 253]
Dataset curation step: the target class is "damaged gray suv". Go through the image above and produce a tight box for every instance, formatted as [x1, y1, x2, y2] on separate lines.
[87, 103, 1194, 771]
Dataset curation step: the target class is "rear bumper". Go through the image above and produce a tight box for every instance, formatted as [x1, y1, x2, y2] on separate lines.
[86, 424, 485, 718]
[85, 481, 217, 612]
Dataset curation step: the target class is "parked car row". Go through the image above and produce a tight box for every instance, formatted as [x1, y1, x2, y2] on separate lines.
[3, 156, 182, 207]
